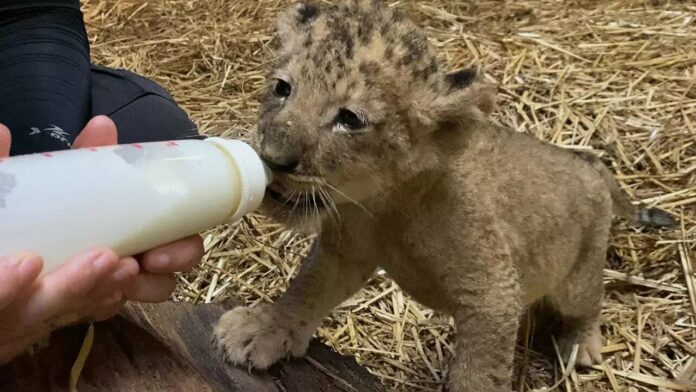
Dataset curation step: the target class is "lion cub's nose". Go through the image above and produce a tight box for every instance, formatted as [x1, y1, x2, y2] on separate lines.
[261, 154, 300, 173]
[260, 128, 303, 173]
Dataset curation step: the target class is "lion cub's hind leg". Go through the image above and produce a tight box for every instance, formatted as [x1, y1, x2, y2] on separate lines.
[544, 223, 610, 367]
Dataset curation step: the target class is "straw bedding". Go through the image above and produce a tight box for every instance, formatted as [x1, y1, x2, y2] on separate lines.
[83, 0, 695, 390]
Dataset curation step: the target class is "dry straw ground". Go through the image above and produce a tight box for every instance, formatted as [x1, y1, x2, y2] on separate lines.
[83, 0, 695, 390]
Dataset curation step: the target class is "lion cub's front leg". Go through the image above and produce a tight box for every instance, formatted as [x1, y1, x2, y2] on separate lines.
[449, 296, 520, 392]
[213, 304, 309, 369]
[442, 249, 522, 391]
[214, 242, 376, 369]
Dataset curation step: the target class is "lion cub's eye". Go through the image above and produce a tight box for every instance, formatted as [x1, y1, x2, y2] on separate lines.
[274, 79, 292, 98]
[336, 108, 367, 132]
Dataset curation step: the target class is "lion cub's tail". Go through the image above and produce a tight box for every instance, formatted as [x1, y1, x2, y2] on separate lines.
[573, 151, 678, 228]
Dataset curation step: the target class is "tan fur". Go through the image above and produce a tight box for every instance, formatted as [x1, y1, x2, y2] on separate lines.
[214, 2, 673, 390]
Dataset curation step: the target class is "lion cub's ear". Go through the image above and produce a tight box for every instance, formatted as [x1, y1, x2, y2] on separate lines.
[443, 68, 497, 117]
[276, 2, 321, 52]
[413, 68, 497, 132]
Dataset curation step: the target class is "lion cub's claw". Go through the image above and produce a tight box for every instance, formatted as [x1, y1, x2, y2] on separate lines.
[559, 322, 603, 367]
[214, 305, 309, 370]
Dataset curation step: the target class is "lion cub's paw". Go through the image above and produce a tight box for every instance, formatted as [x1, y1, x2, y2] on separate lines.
[214, 305, 310, 369]
[559, 321, 603, 367]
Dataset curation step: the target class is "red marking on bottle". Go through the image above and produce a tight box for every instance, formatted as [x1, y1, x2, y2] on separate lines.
[166, 141, 178, 147]
[90, 148, 99, 152]
[132, 144, 144, 150]
[42, 153, 53, 158]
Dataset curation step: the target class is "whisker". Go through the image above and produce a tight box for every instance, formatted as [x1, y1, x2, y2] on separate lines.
[320, 186, 341, 224]
[288, 190, 302, 220]
[302, 190, 309, 227]
[281, 189, 297, 204]
[311, 185, 320, 224]
[317, 189, 330, 221]
[317, 186, 337, 227]
[318, 185, 342, 237]
[322, 182, 374, 218]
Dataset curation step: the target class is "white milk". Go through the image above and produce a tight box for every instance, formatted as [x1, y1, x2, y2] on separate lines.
[0, 138, 270, 274]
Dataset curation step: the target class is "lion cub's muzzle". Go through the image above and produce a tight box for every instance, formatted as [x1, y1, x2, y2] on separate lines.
[266, 175, 329, 211]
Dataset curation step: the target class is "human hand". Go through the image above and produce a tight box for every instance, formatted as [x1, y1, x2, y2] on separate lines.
[0, 249, 138, 364]
[0, 117, 204, 364]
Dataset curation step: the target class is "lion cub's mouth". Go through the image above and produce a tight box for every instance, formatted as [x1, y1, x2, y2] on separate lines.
[266, 183, 327, 210]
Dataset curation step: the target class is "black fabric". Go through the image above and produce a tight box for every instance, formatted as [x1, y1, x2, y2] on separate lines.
[0, 0, 201, 156]
[91, 65, 202, 144]
[0, 0, 80, 12]
[0, 0, 90, 155]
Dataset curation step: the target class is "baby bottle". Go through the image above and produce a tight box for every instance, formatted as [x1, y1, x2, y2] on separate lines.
[0, 137, 271, 274]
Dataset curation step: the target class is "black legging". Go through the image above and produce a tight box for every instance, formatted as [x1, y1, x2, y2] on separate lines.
[0, 0, 200, 156]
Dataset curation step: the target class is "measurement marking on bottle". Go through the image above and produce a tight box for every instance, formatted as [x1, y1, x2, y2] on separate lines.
[166, 141, 179, 147]
[90, 148, 98, 152]
[42, 153, 53, 158]
[132, 144, 144, 150]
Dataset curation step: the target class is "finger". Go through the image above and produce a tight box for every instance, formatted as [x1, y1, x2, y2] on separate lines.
[123, 273, 177, 303]
[0, 123, 11, 157]
[80, 258, 137, 322]
[51, 257, 136, 326]
[112, 257, 140, 283]
[87, 257, 137, 305]
[22, 249, 119, 327]
[71, 290, 124, 323]
[72, 115, 118, 149]
[0, 254, 43, 310]
[92, 298, 127, 322]
[139, 235, 204, 274]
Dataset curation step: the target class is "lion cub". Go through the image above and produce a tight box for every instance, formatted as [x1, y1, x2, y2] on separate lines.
[214, 1, 675, 390]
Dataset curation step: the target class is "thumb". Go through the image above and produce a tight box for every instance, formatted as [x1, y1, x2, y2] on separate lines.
[0, 123, 10, 158]
[73, 116, 118, 149]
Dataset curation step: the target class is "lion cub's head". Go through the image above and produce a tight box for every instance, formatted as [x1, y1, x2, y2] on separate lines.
[256, 0, 495, 230]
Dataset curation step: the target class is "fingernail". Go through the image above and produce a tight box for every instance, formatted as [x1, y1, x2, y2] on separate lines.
[92, 251, 114, 271]
[113, 261, 137, 281]
[147, 253, 170, 270]
[11, 256, 25, 269]
[17, 255, 41, 277]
